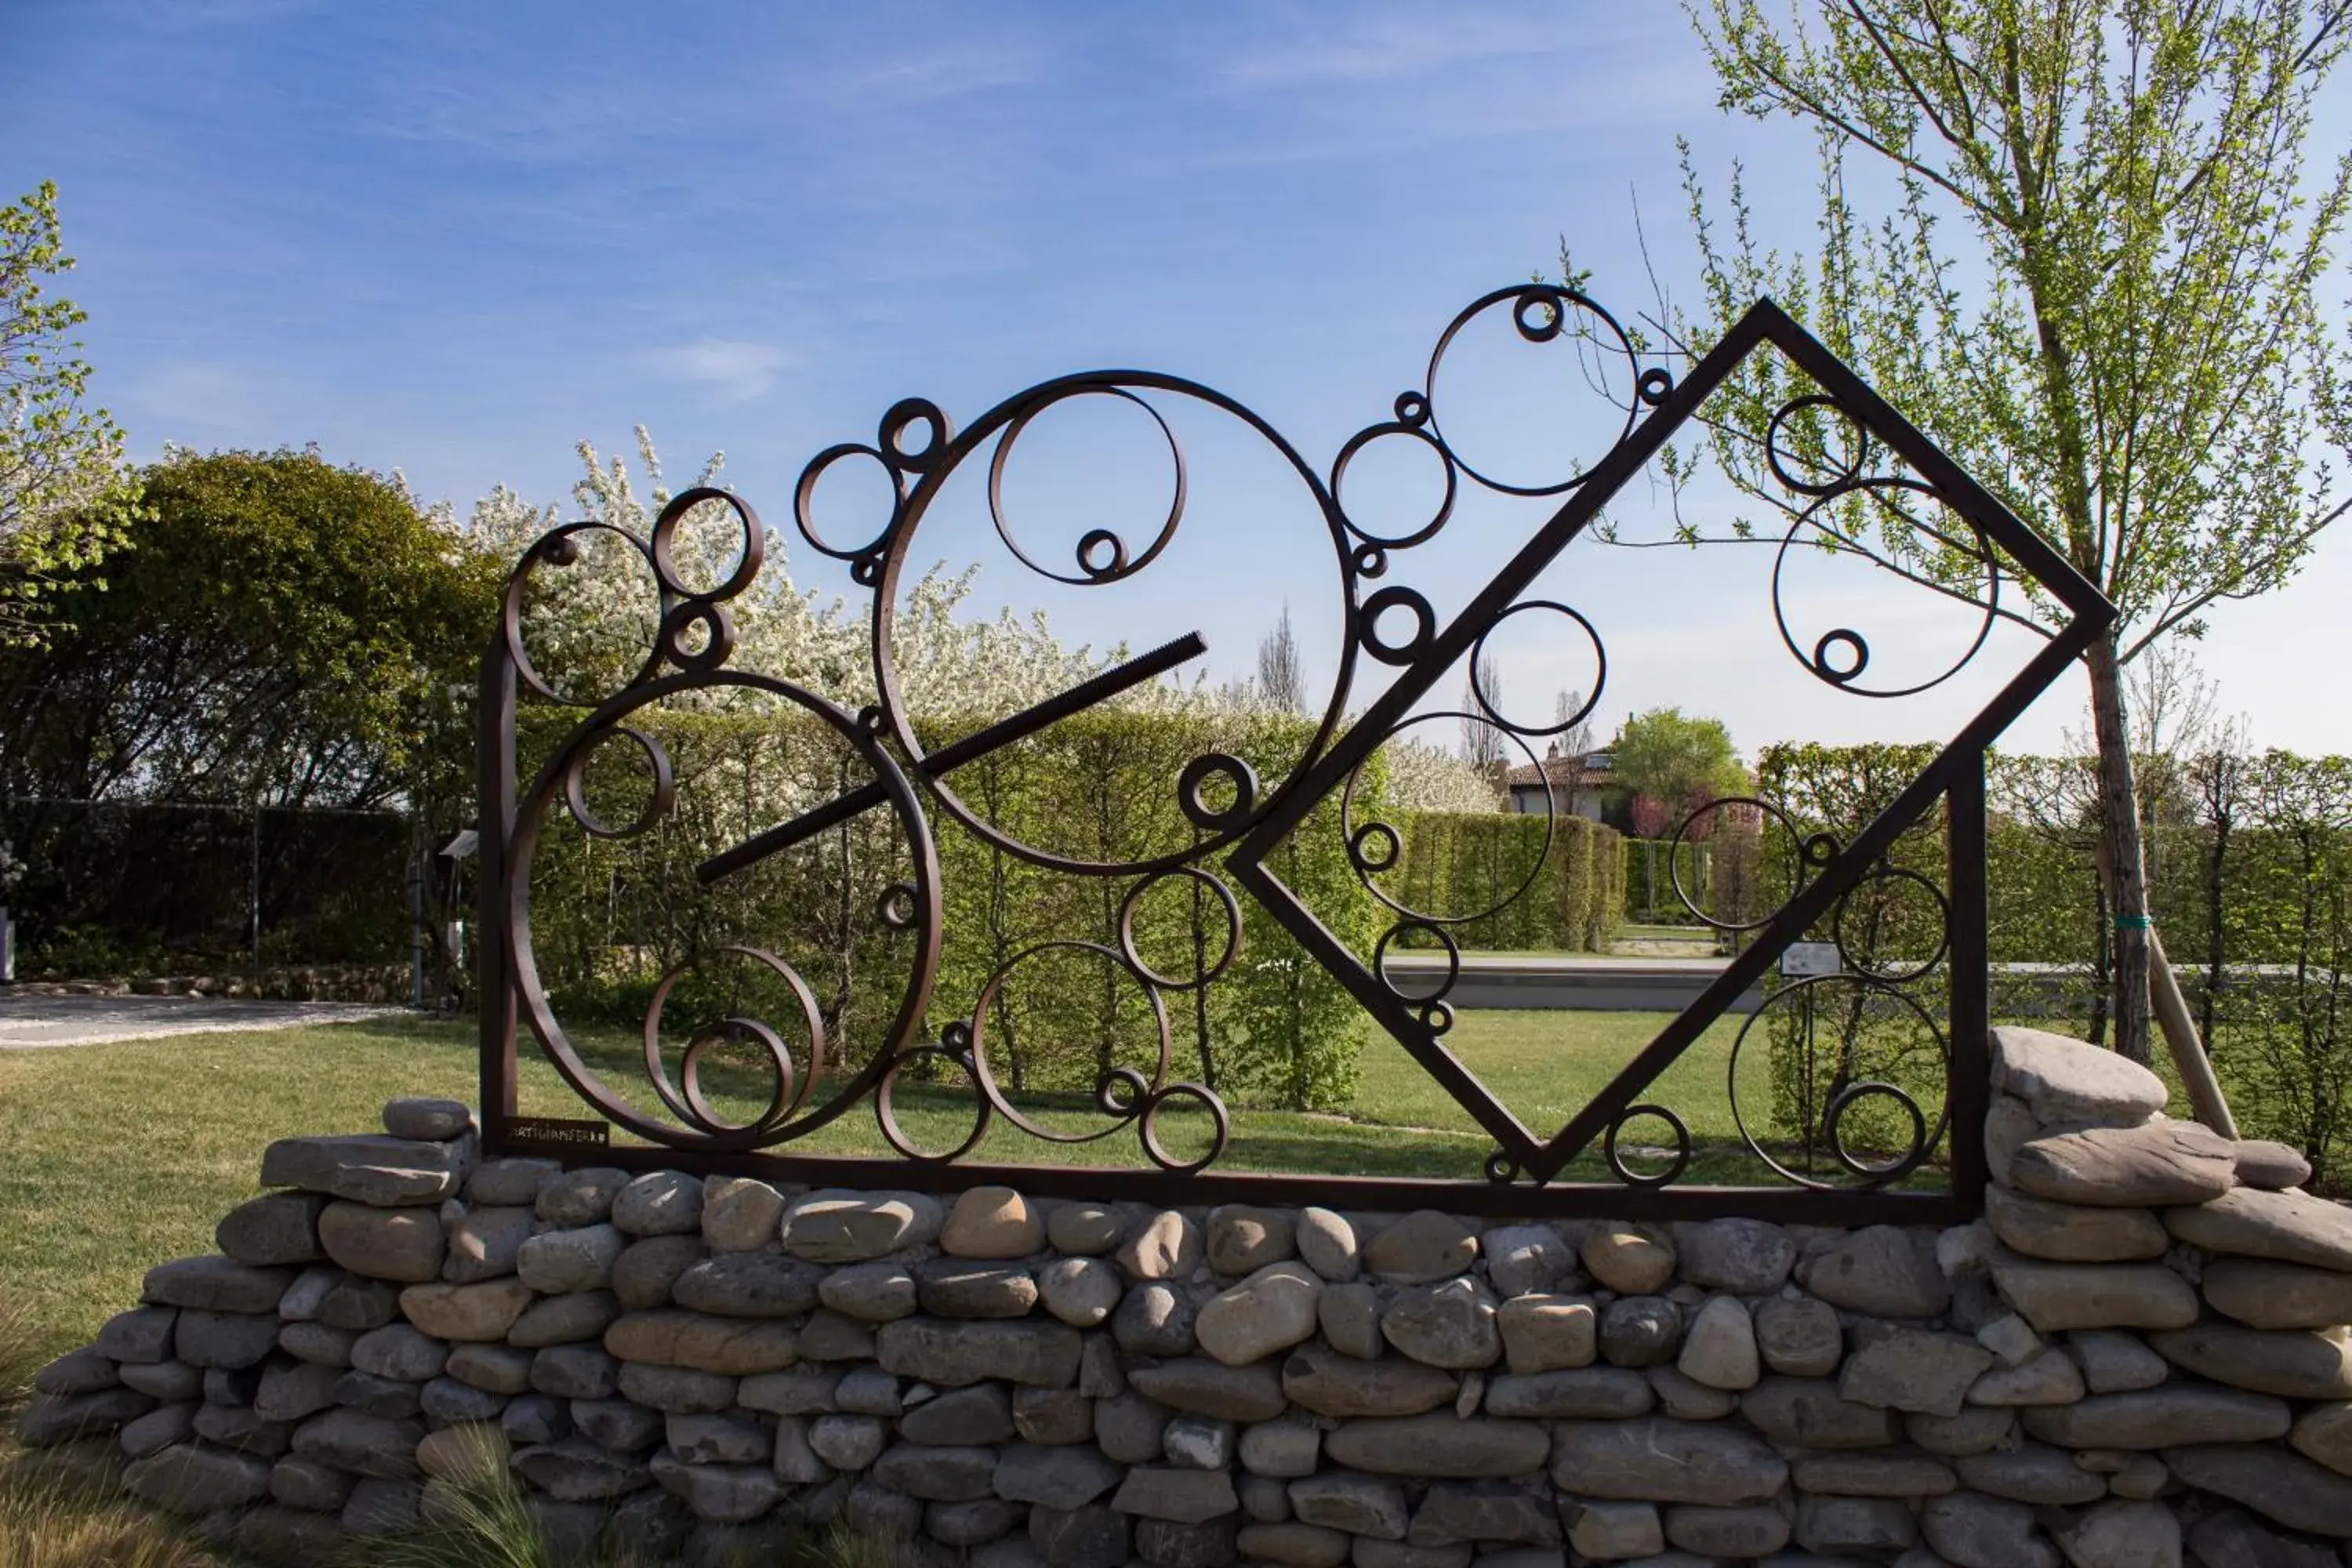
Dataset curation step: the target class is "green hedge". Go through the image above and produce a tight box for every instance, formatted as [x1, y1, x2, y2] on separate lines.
[1385, 811, 1621, 952]
[514, 705, 1383, 1113]
[1751, 742, 2352, 1189]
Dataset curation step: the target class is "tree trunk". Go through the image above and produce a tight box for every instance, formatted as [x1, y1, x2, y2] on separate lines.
[2086, 636, 2154, 1064]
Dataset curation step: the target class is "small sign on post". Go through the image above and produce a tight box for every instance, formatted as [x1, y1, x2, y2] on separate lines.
[1781, 942, 1841, 978]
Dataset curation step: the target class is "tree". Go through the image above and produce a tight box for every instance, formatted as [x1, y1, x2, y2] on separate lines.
[1552, 686, 1598, 816]
[1630, 1, 2352, 1064]
[0, 448, 503, 808]
[0, 182, 139, 641]
[1256, 603, 1305, 714]
[1613, 706, 1745, 832]
[1461, 650, 1505, 787]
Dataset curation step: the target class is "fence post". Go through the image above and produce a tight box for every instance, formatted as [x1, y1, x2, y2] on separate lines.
[477, 636, 519, 1136]
[1947, 758, 1990, 1210]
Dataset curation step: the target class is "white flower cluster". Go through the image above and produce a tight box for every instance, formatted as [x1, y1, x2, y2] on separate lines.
[463, 426, 1496, 808]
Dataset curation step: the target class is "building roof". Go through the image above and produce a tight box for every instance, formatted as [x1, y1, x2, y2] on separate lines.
[1503, 752, 1619, 790]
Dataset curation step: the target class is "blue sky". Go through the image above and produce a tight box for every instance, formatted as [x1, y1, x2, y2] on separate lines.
[8, 0, 2350, 757]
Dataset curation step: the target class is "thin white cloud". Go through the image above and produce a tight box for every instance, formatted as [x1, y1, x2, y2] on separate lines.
[132, 361, 267, 435]
[641, 339, 789, 402]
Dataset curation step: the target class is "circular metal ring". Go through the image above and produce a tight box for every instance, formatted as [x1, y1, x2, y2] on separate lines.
[1468, 600, 1606, 736]
[1330, 421, 1457, 550]
[1138, 1083, 1229, 1175]
[1605, 1104, 1693, 1189]
[880, 397, 952, 473]
[1348, 821, 1402, 874]
[561, 724, 676, 840]
[877, 1042, 992, 1164]
[1373, 920, 1458, 1006]
[793, 443, 905, 564]
[1831, 866, 1951, 984]
[986, 385, 1185, 587]
[1726, 975, 1951, 1191]
[1826, 1080, 1930, 1181]
[1766, 394, 1871, 496]
[1177, 752, 1259, 832]
[1118, 866, 1243, 992]
[1359, 586, 1436, 665]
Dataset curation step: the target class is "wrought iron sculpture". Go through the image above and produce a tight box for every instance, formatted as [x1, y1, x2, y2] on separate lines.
[478, 284, 2114, 1221]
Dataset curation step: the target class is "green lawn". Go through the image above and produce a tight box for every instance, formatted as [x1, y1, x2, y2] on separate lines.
[0, 1007, 1857, 1359]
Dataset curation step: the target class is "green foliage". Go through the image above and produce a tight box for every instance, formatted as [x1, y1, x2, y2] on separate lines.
[1760, 742, 2352, 1186]
[1751, 742, 1955, 1160]
[1387, 811, 1621, 953]
[1610, 707, 1745, 815]
[0, 448, 503, 808]
[518, 706, 1385, 1115]
[0, 182, 140, 643]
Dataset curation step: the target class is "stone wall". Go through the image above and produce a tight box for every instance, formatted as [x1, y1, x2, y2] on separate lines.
[17, 1029, 2352, 1567]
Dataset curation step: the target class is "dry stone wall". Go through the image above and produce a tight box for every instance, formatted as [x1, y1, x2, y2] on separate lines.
[17, 1028, 2352, 1567]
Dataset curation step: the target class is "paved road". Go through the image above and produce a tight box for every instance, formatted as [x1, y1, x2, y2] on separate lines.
[0, 994, 408, 1050]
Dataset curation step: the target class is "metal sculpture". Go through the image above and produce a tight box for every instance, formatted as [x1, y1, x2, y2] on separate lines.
[478, 283, 2114, 1221]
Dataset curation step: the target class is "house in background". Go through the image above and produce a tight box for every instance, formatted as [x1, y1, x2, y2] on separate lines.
[1504, 746, 1635, 833]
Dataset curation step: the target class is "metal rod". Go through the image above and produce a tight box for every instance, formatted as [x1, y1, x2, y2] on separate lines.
[2149, 923, 2238, 1138]
[697, 631, 1206, 886]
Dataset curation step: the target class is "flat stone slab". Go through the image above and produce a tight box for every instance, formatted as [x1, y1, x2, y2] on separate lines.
[2008, 1120, 2238, 1207]
[2163, 1444, 2352, 1537]
[1991, 1259, 2199, 1333]
[2149, 1324, 2352, 1399]
[2203, 1258, 2352, 1329]
[1991, 1026, 2168, 1127]
[1984, 1186, 2169, 1262]
[2020, 1384, 2292, 1449]
[2166, 1187, 2352, 1271]
[260, 1134, 468, 1207]
[1546, 1417, 1786, 1504]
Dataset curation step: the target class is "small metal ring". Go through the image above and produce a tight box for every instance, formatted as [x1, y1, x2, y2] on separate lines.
[1604, 1103, 1693, 1189]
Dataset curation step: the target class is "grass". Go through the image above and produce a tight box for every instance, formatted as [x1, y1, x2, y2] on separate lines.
[0, 1007, 1857, 1357]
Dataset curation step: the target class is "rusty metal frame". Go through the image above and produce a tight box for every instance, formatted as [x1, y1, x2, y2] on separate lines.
[477, 285, 2111, 1221]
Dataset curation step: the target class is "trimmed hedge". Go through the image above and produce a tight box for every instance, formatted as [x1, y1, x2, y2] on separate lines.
[515, 705, 1383, 1113]
[1751, 742, 2352, 1188]
[1385, 811, 1622, 952]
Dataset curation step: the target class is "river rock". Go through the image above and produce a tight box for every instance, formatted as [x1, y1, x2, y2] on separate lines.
[1906, 1405, 2018, 1456]
[1580, 1223, 1674, 1294]
[1497, 1294, 1594, 1374]
[1663, 1502, 1790, 1557]
[1290, 1471, 1409, 1538]
[1280, 1346, 1456, 1417]
[1117, 1211, 1203, 1280]
[781, 1190, 942, 1263]
[528, 1344, 617, 1400]
[261, 1134, 468, 1207]
[1952, 1442, 2106, 1504]
[535, 1168, 630, 1225]
[2162, 1443, 2352, 1537]
[2055, 1499, 2181, 1568]
[1323, 1414, 1547, 1478]
[1112, 1465, 1237, 1524]
[2069, 1329, 2168, 1392]
[1548, 1417, 1785, 1504]
[124, 1443, 272, 1513]
[612, 1233, 705, 1310]
[1676, 1296, 1759, 1391]
[2290, 1401, 2352, 1474]
[1754, 1294, 1843, 1375]
[1480, 1225, 1570, 1298]
[1789, 1447, 1956, 1496]
[1127, 1358, 1286, 1421]
[1045, 1202, 1126, 1257]
[917, 1259, 1039, 1319]
[1966, 1346, 2083, 1405]
[2148, 1323, 2352, 1399]
[996, 1443, 1123, 1508]
[1198, 1263, 1321, 1366]
[1363, 1211, 1475, 1284]
[1037, 1258, 1121, 1329]
[1920, 1490, 2057, 1568]
[516, 1223, 626, 1294]
[2204, 1257, 2352, 1329]
[1597, 1296, 1682, 1368]
[619, 1362, 737, 1414]
[2234, 1140, 2314, 1189]
[1984, 1185, 2169, 1261]
[865, 1316, 1077, 1390]
[1317, 1282, 1382, 1360]
[1404, 1478, 1559, 1547]
[509, 1290, 619, 1347]
[1992, 1258, 2198, 1331]
[2166, 1185, 2352, 1270]
[1796, 1225, 1950, 1317]
[2009, 1120, 2238, 1207]
[1839, 1324, 1992, 1416]
[510, 1436, 648, 1501]
[1742, 1376, 1901, 1448]
[1674, 1218, 1794, 1293]
[145, 1255, 299, 1315]
[939, 1187, 1042, 1259]
[1295, 1208, 1359, 1282]
[2021, 1383, 2291, 1448]
[2186, 1508, 2342, 1568]
[1563, 1497, 1663, 1558]
[1238, 1420, 1319, 1479]
[292, 1408, 423, 1478]
[697, 1176, 785, 1252]
[1115, 1282, 1197, 1356]
[1381, 1278, 1499, 1370]
[602, 1310, 797, 1375]
[1795, 1494, 1915, 1555]
[397, 1279, 532, 1342]
[1483, 1367, 1651, 1419]
[1991, 1025, 2169, 1127]
[1203, 1205, 1294, 1274]
[216, 1194, 328, 1267]
[1647, 1364, 1737, 1420]
[176, 1310, 285, 1369]
[611, 1171, 701, 1237]
[443, 1206, 538, 1283]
